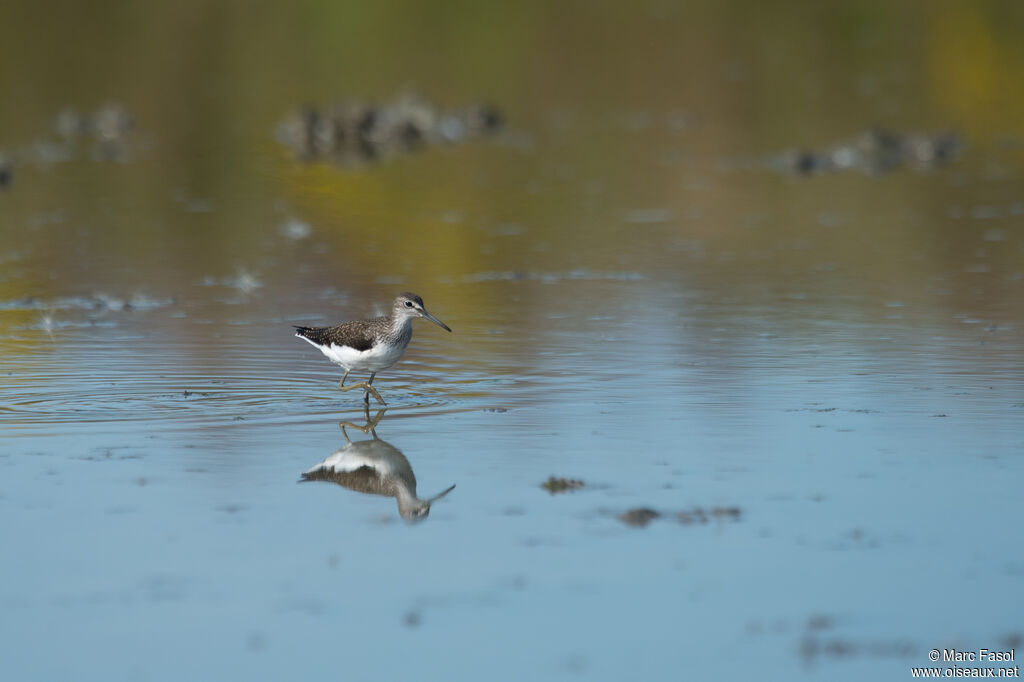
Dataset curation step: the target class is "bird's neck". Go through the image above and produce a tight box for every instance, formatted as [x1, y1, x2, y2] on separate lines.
[386, 314, 414, 343]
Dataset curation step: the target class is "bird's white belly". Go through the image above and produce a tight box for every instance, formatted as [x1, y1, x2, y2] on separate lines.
[319, 339, 407, 372]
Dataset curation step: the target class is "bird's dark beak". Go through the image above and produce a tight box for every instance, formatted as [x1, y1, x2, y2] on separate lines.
[425, 484, 456, 504]
[422, 310, 452, 332]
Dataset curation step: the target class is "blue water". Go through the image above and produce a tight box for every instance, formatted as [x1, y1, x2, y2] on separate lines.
[2, 275, 1022, 680]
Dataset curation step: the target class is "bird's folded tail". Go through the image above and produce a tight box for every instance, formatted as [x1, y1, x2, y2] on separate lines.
[293, 325, 330, 346]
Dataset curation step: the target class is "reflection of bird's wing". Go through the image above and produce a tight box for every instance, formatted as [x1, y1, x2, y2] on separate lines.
[301, 461, 396, 497]
[301, 464, 389, 496]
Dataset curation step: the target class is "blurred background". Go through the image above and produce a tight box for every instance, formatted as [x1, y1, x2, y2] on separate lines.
[1, 1, 1022, 680]
[2, 0, 1022, 319]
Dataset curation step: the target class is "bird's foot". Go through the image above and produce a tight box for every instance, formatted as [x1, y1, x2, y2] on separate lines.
[338, 381, 386, 406]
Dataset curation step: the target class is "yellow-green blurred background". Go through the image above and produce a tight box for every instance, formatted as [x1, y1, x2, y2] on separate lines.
[2, 0, 1023, 334]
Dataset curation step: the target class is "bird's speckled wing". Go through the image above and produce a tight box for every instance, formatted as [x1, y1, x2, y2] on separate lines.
[293, 319, 381, 352]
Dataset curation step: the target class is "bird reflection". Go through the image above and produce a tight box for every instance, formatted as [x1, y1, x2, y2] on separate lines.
[300, 408, 455, 522]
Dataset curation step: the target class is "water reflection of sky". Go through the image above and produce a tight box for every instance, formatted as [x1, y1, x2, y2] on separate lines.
[3, 279, 1021, 680]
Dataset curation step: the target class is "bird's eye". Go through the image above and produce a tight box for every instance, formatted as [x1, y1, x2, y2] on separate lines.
[405, 301, 413, 308]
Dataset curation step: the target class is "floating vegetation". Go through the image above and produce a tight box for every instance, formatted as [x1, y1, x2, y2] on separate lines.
[619, 505, 742, 528]
[796, 614, 916, 664]
[56, 104, 134, 143]
[1, 103, 141, 172]
[541, 476, 584, 494]
[53, 103, 138, 162]
[275, 92, 502, 167]
[4, 293, 174, 332]
[770, 128, 963, 177]
[619, 507, 661, 527]
[678, 506, 742, 524]
[0, 293, 174, 312]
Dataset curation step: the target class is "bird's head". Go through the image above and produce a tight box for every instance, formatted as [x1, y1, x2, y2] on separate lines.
[398, 484, 457, 523]
[394, 293, 451, 332]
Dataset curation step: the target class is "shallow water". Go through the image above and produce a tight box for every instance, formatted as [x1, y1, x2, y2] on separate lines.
[3, 2, 1024, 680]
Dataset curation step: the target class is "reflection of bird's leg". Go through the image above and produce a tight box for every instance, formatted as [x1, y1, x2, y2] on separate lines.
[337, 371, 385, 405]
[367, 407, 385, 438]
[339, 408, 387, 439]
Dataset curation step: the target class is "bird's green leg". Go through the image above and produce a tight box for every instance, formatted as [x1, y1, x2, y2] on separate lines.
[337, 369, 350, 390]
[337, 371, 386, 406]
[366, 372, 385, 406]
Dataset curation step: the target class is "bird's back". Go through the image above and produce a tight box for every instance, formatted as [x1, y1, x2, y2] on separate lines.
[294, 317, 389, 352]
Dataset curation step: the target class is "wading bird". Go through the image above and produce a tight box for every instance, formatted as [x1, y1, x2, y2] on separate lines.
[294, 292, 451, 404]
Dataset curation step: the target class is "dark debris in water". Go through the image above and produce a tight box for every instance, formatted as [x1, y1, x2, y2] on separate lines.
[74, 447, 143, 462]
[542, 476, 584, 494]
[796, 614, 916, 664]
[619, 505, 742, 528]
[276, 92, 502, 167]
[0, 154, 12, 189]
[770, 128, 963, 178]
[679, 506, 742, 524]
[182, 390, 212, 399]
[619, 507, 661, 527]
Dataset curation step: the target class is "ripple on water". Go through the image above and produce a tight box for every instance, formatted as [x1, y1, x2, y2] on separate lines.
[1, 355, 521, 430]
[3, 370, 302, 426]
